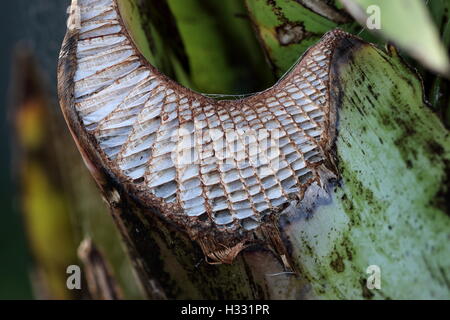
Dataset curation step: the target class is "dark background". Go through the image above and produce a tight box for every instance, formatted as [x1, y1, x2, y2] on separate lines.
[0, 0, 70, 299]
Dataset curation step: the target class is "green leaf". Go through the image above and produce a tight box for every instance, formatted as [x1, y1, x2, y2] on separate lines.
[340, 0, 450, 75]
[245, 0, 361, 76]
[167, 0, 273, 94]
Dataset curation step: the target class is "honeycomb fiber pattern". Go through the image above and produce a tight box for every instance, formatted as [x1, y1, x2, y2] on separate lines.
[67, 0, 345, 233]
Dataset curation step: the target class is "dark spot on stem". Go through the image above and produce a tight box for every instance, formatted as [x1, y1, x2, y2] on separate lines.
[431, 159, 450, 217]
[360, 278, 374, 299]
[276, 22, 312, 46]
[330, 251, 345, 273]
[405, 159, 413, 169]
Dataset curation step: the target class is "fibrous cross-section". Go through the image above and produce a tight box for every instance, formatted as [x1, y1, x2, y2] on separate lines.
[59, 0, 348, 261]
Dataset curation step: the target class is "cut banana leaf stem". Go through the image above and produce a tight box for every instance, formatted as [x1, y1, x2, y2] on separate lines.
[57, 0, 449, 299]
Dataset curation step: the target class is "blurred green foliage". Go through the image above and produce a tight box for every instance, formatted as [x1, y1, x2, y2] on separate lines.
[341, 0, 450, 75]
